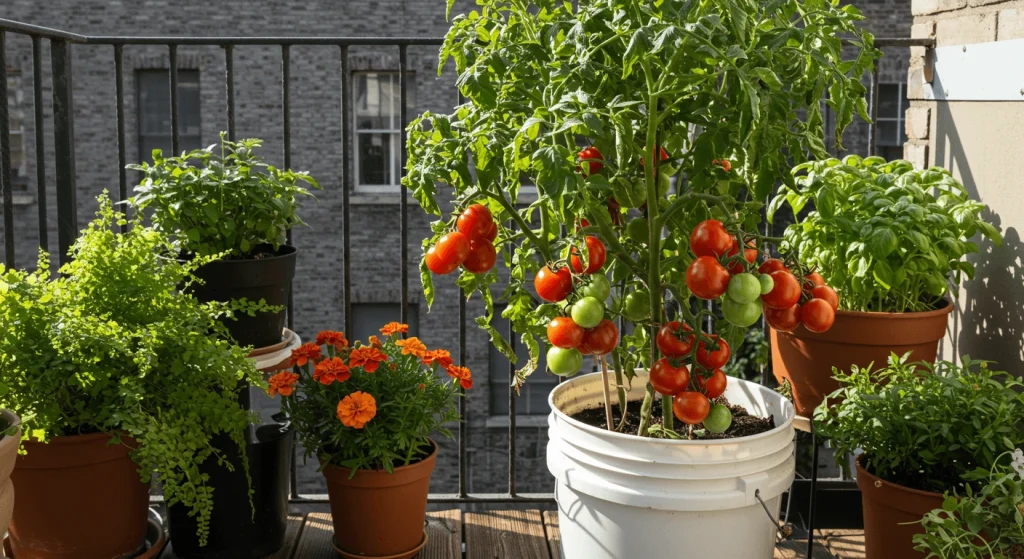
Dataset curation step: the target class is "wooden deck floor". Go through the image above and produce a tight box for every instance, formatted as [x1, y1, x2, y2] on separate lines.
[158, 510, 867, 558]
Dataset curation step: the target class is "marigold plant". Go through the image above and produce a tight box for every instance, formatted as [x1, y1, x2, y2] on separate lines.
[273, 326, 463, 472]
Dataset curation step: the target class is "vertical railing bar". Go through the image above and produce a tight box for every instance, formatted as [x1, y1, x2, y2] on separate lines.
[508, 304, 517, 497]
[398, 45, 409, 326]
[114, 44, 128, 232]
[168, 44, 180, 155]
[868, 63, 880, 157]
[0, 31, 14, 267]
[224, 45, 236, 141]
[50, 39, 78, 266]
[32, 36, 49, 252]
[341, 45, 353, 336]
[457, 89, 469, 500]
[280, 43, 299, 501]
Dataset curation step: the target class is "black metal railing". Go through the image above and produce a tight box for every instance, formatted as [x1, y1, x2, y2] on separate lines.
[0, 17, 935, 515]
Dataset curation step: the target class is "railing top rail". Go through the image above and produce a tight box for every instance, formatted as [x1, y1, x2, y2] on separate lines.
[875, 37, 935, 48]
[0, 18, 88, 42]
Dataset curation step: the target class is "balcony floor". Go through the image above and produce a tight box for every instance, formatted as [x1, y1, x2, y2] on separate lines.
[155, 509, 866, 558]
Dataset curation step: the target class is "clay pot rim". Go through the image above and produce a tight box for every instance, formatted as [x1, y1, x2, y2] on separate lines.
[333, 530, 428, 559]
[855, 454, 946, 499]
[20, 430, 132, 447]
[320, 439, 438, 477]
[834, 297, 953, 320]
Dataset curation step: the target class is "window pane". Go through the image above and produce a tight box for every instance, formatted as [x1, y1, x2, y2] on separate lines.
[877, 120, 899, 146]
[357, 133, 393, 185]
[350, 303, 419, 342]
[137, 70, 202, 157]
[877, 84, 900, 119]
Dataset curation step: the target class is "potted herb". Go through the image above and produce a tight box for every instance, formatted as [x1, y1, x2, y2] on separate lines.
[270, 324, 462, 559]
[405, 0, 876, 555]
[0, 197, 262, 557]
[0, 410, 20, 542]
[816, 354, 1024, 559]
[915, 449, 1024, 559]
[129, 133, 320, 348]
[766, 156, 1002, 416]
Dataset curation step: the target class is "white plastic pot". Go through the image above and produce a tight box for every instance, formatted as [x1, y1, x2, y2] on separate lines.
[547, 370, 795, 559]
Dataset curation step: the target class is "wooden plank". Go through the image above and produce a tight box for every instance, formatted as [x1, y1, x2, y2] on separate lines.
[262, 514, 306, 559]
[774, 534, 840, 559]
[290, 512, 337, 559]
[542, 511, 561, 559]
[465, 509, 551, 559]
[823, 530, 866, 559]
[421, 509, 462, 559]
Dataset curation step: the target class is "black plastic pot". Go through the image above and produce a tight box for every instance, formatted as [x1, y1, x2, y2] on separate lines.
[167, 420, 293, 559]
[189, 245, 297, 348]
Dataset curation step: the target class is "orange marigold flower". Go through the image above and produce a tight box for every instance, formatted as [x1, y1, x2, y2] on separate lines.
[380, 322, 409, 336]
[395, 337, 427, 358]
[445, 364, 472, 381]
[267, 371, 299, 397]
[460, 377, 473, 390]
[368, 335, 383, 348]
[313, 357, 351, 385]
[315, 330, 348, 349]
[290, 342, 323, 367]
[349, 346, 388, 373]
[337, 391, 377, 429]
[422, 349, 454, 369]
[417, 383, 426, 391]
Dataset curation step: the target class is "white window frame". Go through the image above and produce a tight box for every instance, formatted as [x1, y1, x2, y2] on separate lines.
[876, 82, 906, 147]
[353, 72, 413, 193]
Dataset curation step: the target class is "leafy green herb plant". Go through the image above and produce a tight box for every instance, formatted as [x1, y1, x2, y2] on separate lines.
[0, 196, 264, 546]
[815, 354, 1024, 493]
[768, 156, 1001, 312]
[129, 133, 320, 258]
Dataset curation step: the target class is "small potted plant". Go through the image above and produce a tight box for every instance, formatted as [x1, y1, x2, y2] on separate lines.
[0, 410, 20, 541]
[271, 323, 463, 559]
[767, 156, 1002, 416]
[816, 354, 1024, 559]
[914, 448, 1024, 559]
[0, 197, 262, 558]
[129, 132, 320, 348]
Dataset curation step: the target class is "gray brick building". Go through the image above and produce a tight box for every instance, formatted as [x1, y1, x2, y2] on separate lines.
[1, 0, 912, 498]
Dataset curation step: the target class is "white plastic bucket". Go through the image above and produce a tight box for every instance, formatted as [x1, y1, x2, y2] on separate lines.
[547, 370, 795, 559]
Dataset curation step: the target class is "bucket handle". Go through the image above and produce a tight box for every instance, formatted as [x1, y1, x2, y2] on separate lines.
[754, 488, 794, 541]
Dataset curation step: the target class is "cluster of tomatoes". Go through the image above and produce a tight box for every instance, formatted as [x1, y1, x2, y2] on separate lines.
[537, 234, 620, 377]
[425, 204, 499, 275]
[650, 320, 734, 431]
[758, 258, 839, 334]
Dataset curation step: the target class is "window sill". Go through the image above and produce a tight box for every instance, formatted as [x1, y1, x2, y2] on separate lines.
[349, 192, 404, 205]
[484, 415, 549, 429]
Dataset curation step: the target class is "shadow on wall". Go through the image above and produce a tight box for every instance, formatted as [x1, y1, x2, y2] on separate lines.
[932, 101, 1024, 371]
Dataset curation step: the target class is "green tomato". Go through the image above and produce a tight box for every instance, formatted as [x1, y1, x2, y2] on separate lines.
[621, 289, 650, 322]
[625, 218, 648, 244]
[580, 273, 611, 302]
[727, 273, 762, 304]
[704, 404, 733, 433]
[759, 274, 775, 295]
[571, 296, 605, 329]
[612, 177, 647, 208]
[722, 298, 762, 327]
[547, 346, 583, 377]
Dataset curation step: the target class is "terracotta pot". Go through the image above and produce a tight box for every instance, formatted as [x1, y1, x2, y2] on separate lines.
[856, 455, 944, 559]
[771, 299, 953, 417]
[321, 441, 436, 559]
[0, 410, 20, 545]
[10, 432, 150, 559]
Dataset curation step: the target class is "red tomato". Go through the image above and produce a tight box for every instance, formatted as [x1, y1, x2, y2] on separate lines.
[534, 266, 573, 302]
[607, 198, 623, 226]
[696, 336, 730, 369]
[690, 219, 735, 258]
[462, 239, 496, 274]
[547, 316, 584, 349]
[810, 285, 839, 311]
[761, 270, 801, 309]
[697, 368, 728, 399]
[641, 145, 670, 166]
[570, 236, 607, 274]
[712, 159, 733, 173]
[425, 245, 457, 275]
[726, 241, 758, 274]
[484, 221, 498, 242]
[426, 232, 470, 275]
[765, 303, 801, 332]
[576, 218, 590, 231]
[656, 321, 695, 358]
[456, 204, 494, 241]
[577, 146, 604, 176]
[806, 271, 825, 288]
[758, 258, 788, 275]
[579, 319, 618, 355]
[650, 358, 691, 396]
[673, 391, 711, 425]
[801, 299, 836, 333]
[686, 256, 731, 300]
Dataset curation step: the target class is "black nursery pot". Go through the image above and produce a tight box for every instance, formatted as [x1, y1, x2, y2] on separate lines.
[189, 244, 297, 348]
[167, 421, 294, 559]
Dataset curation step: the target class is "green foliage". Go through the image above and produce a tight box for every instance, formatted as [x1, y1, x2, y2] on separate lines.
[723, 326, 768, 382]
[768, 155, 1002, 312]
[0, 195, 263, 546]
[914, 451, 1024, 559]
[129, 133, 320, 258]
[815, 354, 1024, 493]
[406, 0, 878, 397]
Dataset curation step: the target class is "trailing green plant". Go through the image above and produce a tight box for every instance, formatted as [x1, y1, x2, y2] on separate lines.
[768, 156, 1002, 312]
[815, 354, 1024, 493]
[0, 195, 264, 546]
[405, 0, 877, 437]
[128, 132, 320, 258]
[914, 449, 1024, 559]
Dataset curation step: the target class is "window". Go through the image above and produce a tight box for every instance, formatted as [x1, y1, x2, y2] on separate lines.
[489, 306, 558, 416]
[350, 303, 419, 342]
[6, 71, 25, 180]
[353, 73, 416, 192]
[136, 70, 202, 159]
[876, 83, 908, 161]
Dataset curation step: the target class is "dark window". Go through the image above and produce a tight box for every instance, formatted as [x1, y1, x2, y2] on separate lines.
[353, 72, 416, 191]
[136, 70, 202, 160]
[489, 306, 559, 416]
[876, 83, 908, 148]
[350, 303, 419, 343]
